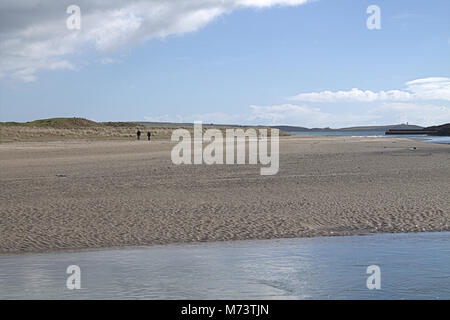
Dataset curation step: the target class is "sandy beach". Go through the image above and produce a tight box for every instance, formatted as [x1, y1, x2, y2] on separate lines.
[0, 136, 449, 254]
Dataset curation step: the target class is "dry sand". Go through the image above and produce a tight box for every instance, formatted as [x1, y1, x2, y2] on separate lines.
[0, 136, 449, 253]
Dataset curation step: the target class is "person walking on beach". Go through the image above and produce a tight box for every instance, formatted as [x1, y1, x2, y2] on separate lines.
[137, 129, 141, 140]
[147, 131, 151, 141]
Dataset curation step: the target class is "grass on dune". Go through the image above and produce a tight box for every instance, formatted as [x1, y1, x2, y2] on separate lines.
[0, 117, 289, 142]
[0, 117, 143, 129]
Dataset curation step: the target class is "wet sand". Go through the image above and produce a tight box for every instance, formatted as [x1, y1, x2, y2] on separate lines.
[0, 136, 449, 253]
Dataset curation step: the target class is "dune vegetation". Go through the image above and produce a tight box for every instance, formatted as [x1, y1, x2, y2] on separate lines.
[0, 118, 146, 142]
[0, 117, 288, 142]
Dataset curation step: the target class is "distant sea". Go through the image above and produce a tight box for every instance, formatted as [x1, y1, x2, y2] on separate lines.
[290, 131, 450, 144]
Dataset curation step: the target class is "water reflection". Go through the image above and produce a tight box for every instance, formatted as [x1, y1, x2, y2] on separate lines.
[0, 232, 449, 299]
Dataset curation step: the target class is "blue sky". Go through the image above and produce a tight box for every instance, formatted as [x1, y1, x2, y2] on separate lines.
[0, 0, 449, 127]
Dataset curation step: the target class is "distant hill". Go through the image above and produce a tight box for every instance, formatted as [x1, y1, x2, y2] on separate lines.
[28, 118, 101, 128]
[0, 117, 99, 128]
[103, 121, 143, 128]
[0, 118, 144, 129]
[339, 124, 423, 131]
[424, 123, 450, 136]
[271, 124, 423, 132]
[270, 125, 310, 132]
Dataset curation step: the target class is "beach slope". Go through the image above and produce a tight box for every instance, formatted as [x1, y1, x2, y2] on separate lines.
[0, 136, 449, 253]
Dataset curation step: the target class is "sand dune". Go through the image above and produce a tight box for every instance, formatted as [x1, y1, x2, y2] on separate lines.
[0, 136, 449, 253]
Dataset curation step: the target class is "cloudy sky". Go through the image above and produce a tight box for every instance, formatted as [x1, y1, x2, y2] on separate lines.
[0, 0, 449, 127]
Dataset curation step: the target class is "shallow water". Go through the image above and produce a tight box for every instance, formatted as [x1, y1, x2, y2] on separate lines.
[424, 136, 450, 144]
[291, 130, 388, 137]
[291, 131, 450, 144]
[0, 232, 449, 299]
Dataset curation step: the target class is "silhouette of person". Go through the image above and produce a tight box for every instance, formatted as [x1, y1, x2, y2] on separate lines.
[147, 131, 151, 141]
[137, 129, 141, 140]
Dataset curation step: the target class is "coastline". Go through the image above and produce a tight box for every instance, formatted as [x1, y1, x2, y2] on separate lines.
[1, 230, 449, 257]
[1, 136, 449, 254]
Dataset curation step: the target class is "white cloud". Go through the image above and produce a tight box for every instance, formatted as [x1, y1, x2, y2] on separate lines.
[144, 112, 243, 124]
[47, 60, 76, 70]
[405, 77, 450, 101]
[10, 68, 37, 83]
[100, 57, 120, 65]
[288, 77, 450, 102]
[248, 102, 450, 127]
[144, 114, 186, 123]
[0, 0, 310, 82]
[147, 101, 450, 128]
[144, 76, 450, 127]
[248, 104, 379, 127]
[372, 102, 450, 126]
[144, 104, 374, 128]
[249, 104, 332, 125]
